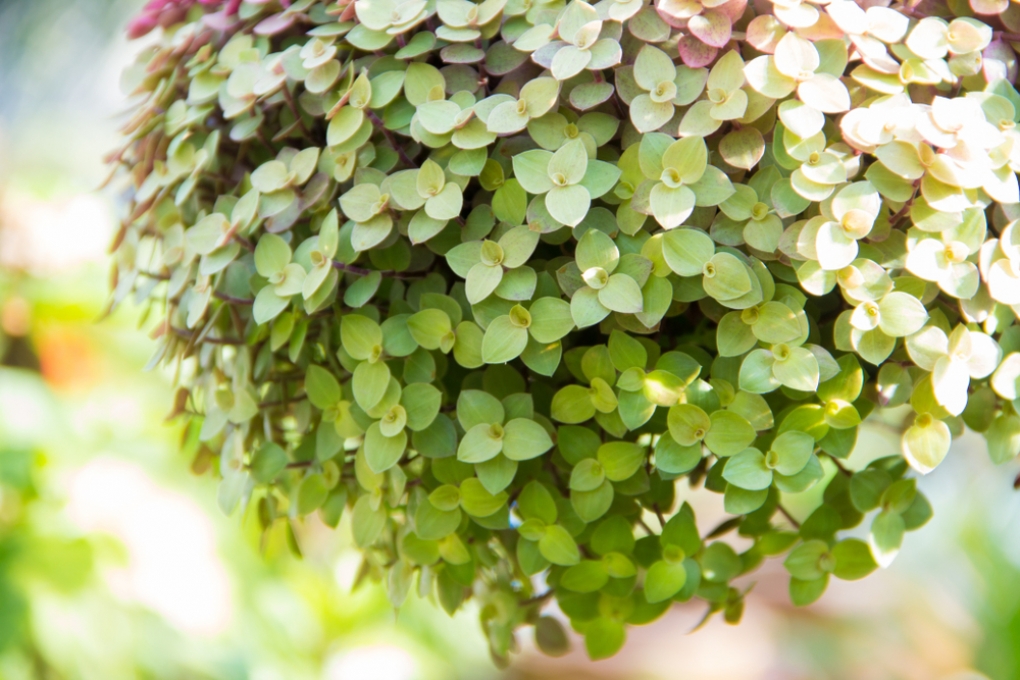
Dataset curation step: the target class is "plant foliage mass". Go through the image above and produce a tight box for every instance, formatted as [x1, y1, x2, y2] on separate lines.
[114, 0, 1020, 662]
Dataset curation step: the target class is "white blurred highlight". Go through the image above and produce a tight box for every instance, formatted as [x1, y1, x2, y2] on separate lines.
[0, 189, 112, 273]
[65, 457, 233, 635]
[324, 644, 418, 680]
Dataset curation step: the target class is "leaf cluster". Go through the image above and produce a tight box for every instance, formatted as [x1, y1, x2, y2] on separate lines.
[112, 0, 1020, 663]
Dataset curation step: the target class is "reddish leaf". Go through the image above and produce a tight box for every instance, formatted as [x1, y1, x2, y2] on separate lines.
[745, 14, 786, 53]
[688, 10, 732, 48]
[971, 0, 1008, 14]
[254, 12, 296, 35]
[677, 35, 718, 68]
[715, 0, 748, 22]
[984, 39, 1019, 82]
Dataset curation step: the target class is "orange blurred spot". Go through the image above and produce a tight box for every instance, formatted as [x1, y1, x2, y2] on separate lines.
[37, 326, 100, 391]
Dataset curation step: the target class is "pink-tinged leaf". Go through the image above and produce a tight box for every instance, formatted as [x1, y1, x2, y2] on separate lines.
[971, 0, 1009, 14]
[688, 11, 732, 48]
[1003, 3, 1020, 33]
[745, 15, 785, 53]
[656, 7, 686, 29]
[127, 14, 159, 38]
[339, 2, 357, 21]
[984, 39, 1019, 82]
[254, 12, 296, 35]
[798, 11, 845, 41]
[203, 9, 242, 31]
[714, 0, 747, 23]
[677, 35, 719, 67]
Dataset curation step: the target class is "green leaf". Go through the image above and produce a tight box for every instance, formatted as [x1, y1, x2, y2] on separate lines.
[650, 184, 696, 230]
[700, 542, 742, 582]
[987, 414, 1020, 464]
[584, 618, 626, 660]
[790, 575, 828, 606]
[457, 422, 506, 464]
[465, 262, 504, 304]
[342, 314, 383, 361]
[475, 454, 518, 495]
[644, 559, 688, 603]
[831, 539, 878, 580]
[414, 498, 462, 541]
[570, 458, 606, 492]
[772, 345, 820, 392]
[572, 479, 615, 522]
[561, 560, 610, 593]
[457, 389, 504, 430]
[352, 359, 390, 411]
[877, 291, 927, 337]
[364, 422, 407, 473]
[352, 494, 387, 548]
[297, 474, 329, 515]
[722, 448, 772, 490]
[539, 524, 581, 566]
[576, 228, 620, 272]
[512, 150, 555, 194]
[253, 286, 289, 324]
[662, 136, 708, 183]
[598, 274, 644, 314]
[768, 430, 814, 476]
[481, 315, 529, 363]
[545, 184, 591, 227]
[535, 617, 571, 657]
[724, 484, 769, 514]
[459, 477, 508, 517]
[870, 510, 905, 567]
[784, 540, 830, 581]
[597, 441, 646, 481]
[552, 385, 597, 423]
[901, 414, 951, 474]
[529, 297, 574, 343]
[634, 44, 677, 91]
[667, 404, 711, 446]
[662, 228, 715, 277]
[518, 481, 558, 523]
[251, 442, 288, 483]
[654, 433, 702, 474]
[571, 286, 611, 329]
[502, 418, 554, 461]
[402, 382, 442, 431]
[704, 411, 757, 456]
[609, 330, 647, 372]
[407, 308, 453, 350]
[547, 139, 589, 186]
[429, 484, 462, 512]
[305, 365, 340, 410]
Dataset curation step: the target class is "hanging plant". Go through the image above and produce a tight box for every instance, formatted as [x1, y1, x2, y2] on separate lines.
[110, 0, 1020, 663]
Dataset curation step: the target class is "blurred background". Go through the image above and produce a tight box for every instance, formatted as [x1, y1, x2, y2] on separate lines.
[2, 1, 1020, 678]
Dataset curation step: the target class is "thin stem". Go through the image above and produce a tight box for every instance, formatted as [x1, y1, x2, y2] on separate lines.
[170, 326, 243, 345]
[215, 291, 254, 305]
[652, 503, 667, 529]
[332, 260, 422, 280]
[520, 590, 554, 607]
[776, 503, 801, 529]
[282, 84, 313, 138]
[826, 453, 853, 477]
[366, 110, 417, 168]
[260, 393, 308, 408]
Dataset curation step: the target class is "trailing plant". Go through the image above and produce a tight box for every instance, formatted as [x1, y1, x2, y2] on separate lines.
[111, 0, 1020, 662]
